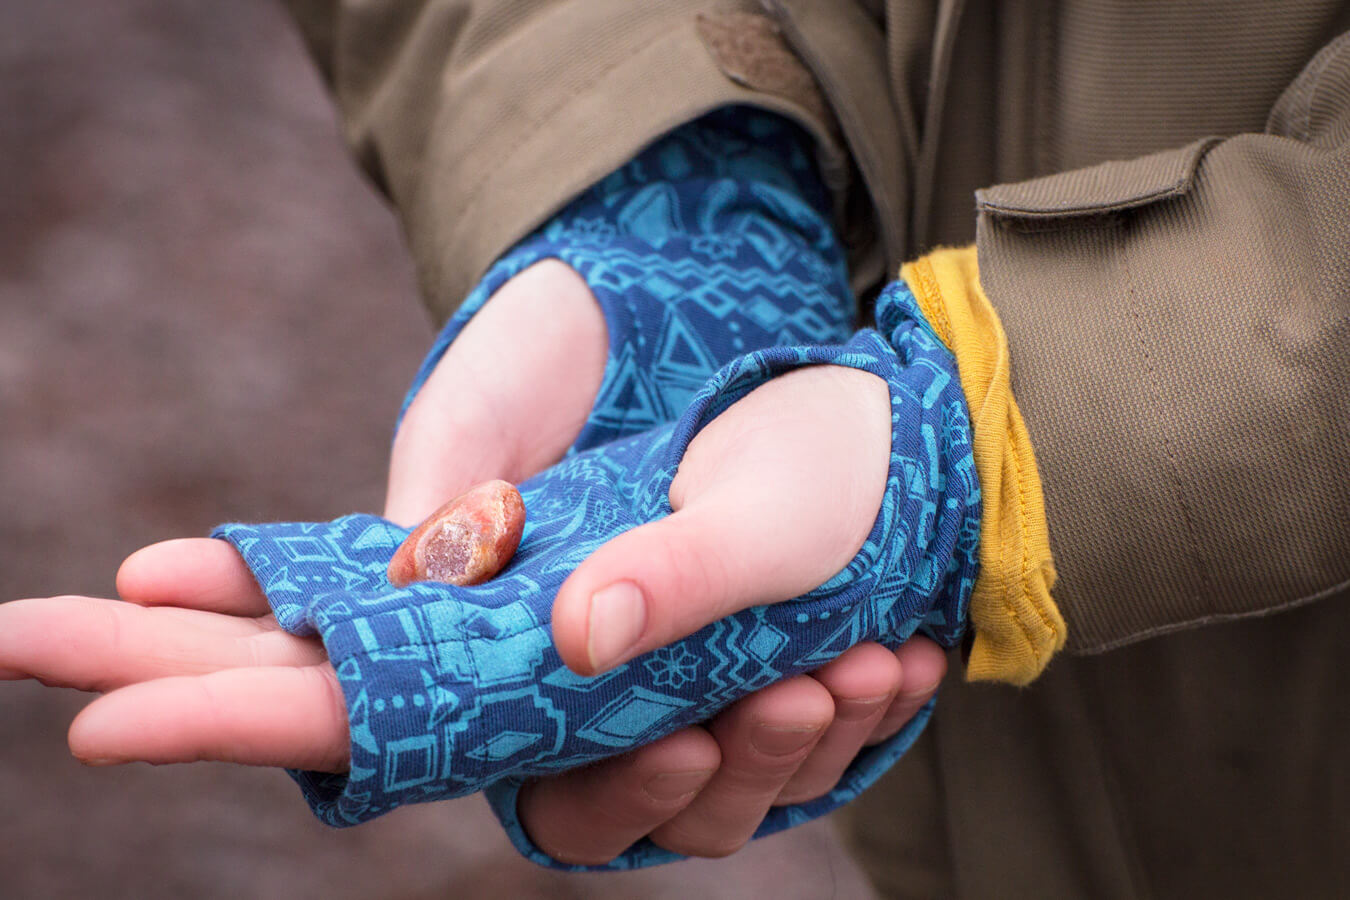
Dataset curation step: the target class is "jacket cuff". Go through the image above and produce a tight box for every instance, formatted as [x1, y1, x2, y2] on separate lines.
[901, 247, 1065, 685]
[398, 107, 856, 449]
[404, 4, 851, 325]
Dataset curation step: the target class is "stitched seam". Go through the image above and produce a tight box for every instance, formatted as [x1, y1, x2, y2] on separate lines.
[980, 168, 1192, 218]
[1009, 426, 1035, 648]
[1301, 38, 1342, 142]
[1011, 411, 1061, 645]
[983, 190, 1179, 218]
[1076, 572, 1350, 654]
[1003, 426, 1047, 660]
[980, 138, 1220, 227]
[909, 259, 955, 347]
[1122, 256, 1212, 607]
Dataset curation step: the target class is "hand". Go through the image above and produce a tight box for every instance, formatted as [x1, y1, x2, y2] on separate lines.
[0, 259, 606, 773]
[387, 262, 949, 864]
[0, 544, 348, 772]
[0, 261, 946, 863]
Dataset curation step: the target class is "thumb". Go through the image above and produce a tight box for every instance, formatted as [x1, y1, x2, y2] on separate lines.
[552, 366, 892, 675]
[386, 260, 606, 526]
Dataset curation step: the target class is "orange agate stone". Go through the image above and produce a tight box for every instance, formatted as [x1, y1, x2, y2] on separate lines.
[387, 480, 526, 587]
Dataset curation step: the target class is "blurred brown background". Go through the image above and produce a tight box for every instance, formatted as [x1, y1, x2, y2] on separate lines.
[0, 2, 878, 898]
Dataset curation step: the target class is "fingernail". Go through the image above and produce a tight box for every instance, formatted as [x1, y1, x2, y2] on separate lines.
[644, 769, 714, 802]
[586, 581, 647, 672]
[751, 724, 820, 757]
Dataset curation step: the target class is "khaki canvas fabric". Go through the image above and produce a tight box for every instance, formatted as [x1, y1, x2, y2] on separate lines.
[281, 1, 1350, 895]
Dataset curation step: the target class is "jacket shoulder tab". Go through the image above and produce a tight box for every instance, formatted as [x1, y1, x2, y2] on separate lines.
[975, 137, 1220, 223]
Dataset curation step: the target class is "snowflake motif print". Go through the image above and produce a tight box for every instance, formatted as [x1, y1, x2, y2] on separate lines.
[643, 645, 702, 689]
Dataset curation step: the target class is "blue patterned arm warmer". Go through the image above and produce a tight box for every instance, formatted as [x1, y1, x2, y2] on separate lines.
[213, 282, 980, 870]
[401, 107, 855, 451]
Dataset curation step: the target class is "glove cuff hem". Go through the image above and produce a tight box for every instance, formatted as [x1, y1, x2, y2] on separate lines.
[901, 246, 1065, 685]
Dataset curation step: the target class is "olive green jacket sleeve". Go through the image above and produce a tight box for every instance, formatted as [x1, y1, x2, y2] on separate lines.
[970, 33, 1350, 653]
[278, 0, 858, 323]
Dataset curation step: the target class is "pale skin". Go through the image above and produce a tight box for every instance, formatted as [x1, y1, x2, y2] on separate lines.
[0, 260, 946, 865]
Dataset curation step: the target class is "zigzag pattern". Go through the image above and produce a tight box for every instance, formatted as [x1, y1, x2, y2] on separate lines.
[213, 281, 979, 871]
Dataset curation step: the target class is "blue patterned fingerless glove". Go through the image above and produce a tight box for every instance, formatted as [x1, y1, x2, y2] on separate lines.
[401, 107, 855, 450]
[212, 281, 980, 870]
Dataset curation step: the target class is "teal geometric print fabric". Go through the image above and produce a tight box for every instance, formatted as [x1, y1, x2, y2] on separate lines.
[211, 283, 980, 870]
[399, 107, 856, 449]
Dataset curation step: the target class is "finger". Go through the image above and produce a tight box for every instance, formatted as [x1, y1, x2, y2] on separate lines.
[649, 675, 833, 858]
[866, 636, 948, 745]
[517, 727, 721, 866]
[774, 642, 903, 805]
[117, 538, 270, 617]
[386, 260, 606, 526]
[0, 596, 324, 691]
[68, 663, 349, 772]
[553, 366, 891, 675]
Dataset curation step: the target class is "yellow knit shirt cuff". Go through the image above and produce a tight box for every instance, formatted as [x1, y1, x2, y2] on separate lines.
[901, 246, 1066, 685]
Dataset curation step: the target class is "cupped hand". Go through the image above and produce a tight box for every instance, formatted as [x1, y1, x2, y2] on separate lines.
[388, 261, 948, 863]
[0, 260, 946, 863]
